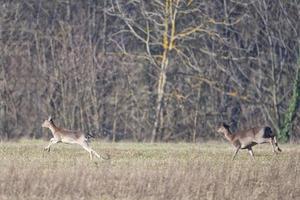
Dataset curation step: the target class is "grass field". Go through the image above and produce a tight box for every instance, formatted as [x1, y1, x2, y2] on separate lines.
[0, 140, 299, 200]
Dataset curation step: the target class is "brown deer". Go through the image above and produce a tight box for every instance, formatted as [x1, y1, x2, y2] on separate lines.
[217, 123, 282, 160]
[42, 116, 106, 160]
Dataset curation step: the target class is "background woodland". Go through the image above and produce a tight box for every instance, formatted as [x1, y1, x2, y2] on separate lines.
[0, 0, 299, 142]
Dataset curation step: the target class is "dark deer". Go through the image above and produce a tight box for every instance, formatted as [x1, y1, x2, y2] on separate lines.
[217, 123, 282, 160]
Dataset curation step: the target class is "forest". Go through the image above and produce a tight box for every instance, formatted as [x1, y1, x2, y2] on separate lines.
[0, 0, 299, 142]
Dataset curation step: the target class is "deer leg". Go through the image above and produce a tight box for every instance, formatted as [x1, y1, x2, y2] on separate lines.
[91, 149, 101, 159]
[83, 141, 102, 159]
[247, 147, 255, 160]
[232, 146, 240, 160]
[44, 138, 58, 152]
[80, 141, 101, 160]
[273, 136, 282, 152]
[81, 143, 93, 160]
[270, 138, 277, 154]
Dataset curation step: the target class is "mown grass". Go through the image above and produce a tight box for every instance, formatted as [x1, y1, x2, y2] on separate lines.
[0, 140, 299, 200]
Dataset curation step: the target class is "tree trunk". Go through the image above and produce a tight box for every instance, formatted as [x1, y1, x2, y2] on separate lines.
[112, 90, 118, 142]
[151, 59, 168, 142]
[151, 0, 178, 142]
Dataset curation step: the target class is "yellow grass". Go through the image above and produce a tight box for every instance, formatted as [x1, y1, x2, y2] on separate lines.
[0, 140, 299, 200]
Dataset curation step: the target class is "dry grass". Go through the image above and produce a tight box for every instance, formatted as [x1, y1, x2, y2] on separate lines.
[0, 140, 299, 200]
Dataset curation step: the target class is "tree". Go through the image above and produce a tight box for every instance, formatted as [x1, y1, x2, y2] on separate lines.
[279, 49, 300, 142]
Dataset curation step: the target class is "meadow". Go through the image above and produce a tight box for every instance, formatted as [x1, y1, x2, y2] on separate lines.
[0, 140, 299, 200]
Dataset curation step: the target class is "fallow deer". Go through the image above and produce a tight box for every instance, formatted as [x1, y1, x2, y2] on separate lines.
[42, 116, 106, 160]
[217, 123, 282, 160]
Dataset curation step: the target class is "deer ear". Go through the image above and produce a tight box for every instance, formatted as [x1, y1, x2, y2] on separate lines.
[48, 116, 52, 121]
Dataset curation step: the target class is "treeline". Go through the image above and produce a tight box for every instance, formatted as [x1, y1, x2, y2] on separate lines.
[0, 0, 299, 142]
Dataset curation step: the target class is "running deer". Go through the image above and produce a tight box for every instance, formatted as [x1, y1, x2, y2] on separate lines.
[42, 116, 105, 160]
[217, 123, 282, 160]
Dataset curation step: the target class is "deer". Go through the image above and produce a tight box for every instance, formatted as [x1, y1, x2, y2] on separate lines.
[42, 116, 107, 160]
[217, 123, 282, 160]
